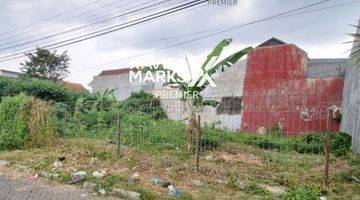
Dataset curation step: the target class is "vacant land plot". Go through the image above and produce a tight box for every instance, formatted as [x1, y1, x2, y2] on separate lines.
[0, 136, 359, 200]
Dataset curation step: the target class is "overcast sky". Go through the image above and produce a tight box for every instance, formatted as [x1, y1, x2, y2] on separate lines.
[0, 0, 359, 88]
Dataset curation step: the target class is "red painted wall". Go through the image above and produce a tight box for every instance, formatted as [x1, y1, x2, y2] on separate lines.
[241, 44, 344, 135]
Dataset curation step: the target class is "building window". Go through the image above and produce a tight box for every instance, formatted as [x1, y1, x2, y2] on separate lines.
[217, 96, 243, 115]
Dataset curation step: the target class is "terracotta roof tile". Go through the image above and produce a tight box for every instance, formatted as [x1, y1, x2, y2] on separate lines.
[62, 82, 86, 91]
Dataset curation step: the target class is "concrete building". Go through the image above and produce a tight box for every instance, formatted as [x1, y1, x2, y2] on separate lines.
[153, 61, 247, 131]
[0, 69, 22, 78]
[89, 68, 163, 101]
[341, 22, 360, 154]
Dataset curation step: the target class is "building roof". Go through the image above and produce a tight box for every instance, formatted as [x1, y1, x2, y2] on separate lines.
[0, 69, 22, 75]
[62, 82, 87, 91]
[97, 68, 136, 76]
[257, 37, 287, 48]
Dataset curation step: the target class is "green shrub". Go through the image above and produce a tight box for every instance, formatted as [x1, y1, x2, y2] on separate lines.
[0, 94, 31, 149]
[242, 132, 351, 156]
[0, 77, 85, 106]
[331, 132, 352, 156]
[281, 185, 322, 200]
[0, 94, 57, 150]
[121, 91, 166, 119]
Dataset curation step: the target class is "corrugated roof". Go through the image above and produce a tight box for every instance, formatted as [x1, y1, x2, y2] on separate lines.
[257, 37, 287, 48]
[97, 68, 136, 76]
[0, 69, 22, 75]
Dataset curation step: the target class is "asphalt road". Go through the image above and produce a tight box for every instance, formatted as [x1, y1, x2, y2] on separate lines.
[0, 175, 108, 200]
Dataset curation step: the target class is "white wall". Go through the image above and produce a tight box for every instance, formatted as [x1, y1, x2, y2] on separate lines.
[153, 61, 247, 131]
[89, 73, 156, 101]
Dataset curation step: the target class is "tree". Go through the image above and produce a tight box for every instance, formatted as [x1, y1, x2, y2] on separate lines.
[21, 48, 70, 82]
[141, 38, 252, 151]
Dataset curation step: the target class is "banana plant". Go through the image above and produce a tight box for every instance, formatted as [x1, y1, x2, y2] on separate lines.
[74, 89, 117, 116]
[91, 89, 117, 111]
[141, 39, 252, 103]
[140, 39, 252, 152]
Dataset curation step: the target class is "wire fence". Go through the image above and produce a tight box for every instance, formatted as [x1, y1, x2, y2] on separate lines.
[57, 93, 341, 186]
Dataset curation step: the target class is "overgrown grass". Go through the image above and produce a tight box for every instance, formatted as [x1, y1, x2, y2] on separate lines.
[0, 94, 57, 150]
[1, 137, 358, 199]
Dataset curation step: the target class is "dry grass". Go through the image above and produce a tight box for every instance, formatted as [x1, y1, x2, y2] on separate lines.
[0, 138, 359, 200]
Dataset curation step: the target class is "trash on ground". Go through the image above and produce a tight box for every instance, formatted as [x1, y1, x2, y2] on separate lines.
[168, 185, 182, 198]
[162, 181, 171, 188]
[352, 176, 360, 183]
[68, 171, 87, 185]
[151, 178, 161, 185]
[165, 167, 173, 171]
[205, 155, 214, 161]
[127, 178, 134, 185]
[29, 174, 38, 181]
[98, 188, 106, 195]
[111, 188, 141, 200]
[40, 171, 59, 179]
[131, 172, 140, 182]
[92, 169, 107, 179]
[52, 160, 63, 169]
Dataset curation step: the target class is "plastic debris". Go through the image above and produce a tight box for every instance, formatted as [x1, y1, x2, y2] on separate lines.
[168, 185, 182, 198]
[98, 188, 106, 195]
[52, 160, 63, 169]
[320, 197, 327, 200]
[205, 155, 214, 161]
[165, 167, 174, 171]
[352, 176, 360, 183]
[151, 178, 161, 185]
[162, 181, 171, 188]
[40, 171, 59, 179]
[127, 178, 134, 185]
[111, 188, 140, 200]
[131, 172, 140, 182]
[92, 169, 107, 179]
[29, 174, 38, 181]
[68, 171, 87, 185]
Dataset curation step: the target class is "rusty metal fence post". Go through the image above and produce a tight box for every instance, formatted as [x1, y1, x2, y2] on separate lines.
[116, 113, 121, 155]
[324, 107, 333, 187]
[195, 115, 201, 172]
